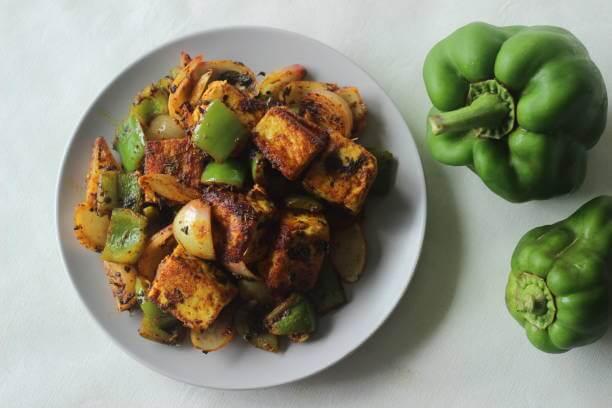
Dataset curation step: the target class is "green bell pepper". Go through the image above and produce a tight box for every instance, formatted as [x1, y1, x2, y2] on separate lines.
[117, 172, 143, 212]
[506, 196, 612, 353]
[101, 208, 148, 264]
[192, 100, 248, 162]
[131, 91, 168, 126]
[424, 22, 607, 202]
[284, 195, 323, 212]
[114, 113, 146, 172]
[96, 170, 119, 216]
[200, 160, 246, 188]
[366, 148, 397, 196]
[135, 277, 181, 344]
[264, 294, 317, 335]
[234, 301, 279, 353]
[308, 260, 346, 315]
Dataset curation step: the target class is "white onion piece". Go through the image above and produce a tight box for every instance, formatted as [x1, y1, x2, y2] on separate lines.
[173, 199, 216, 260]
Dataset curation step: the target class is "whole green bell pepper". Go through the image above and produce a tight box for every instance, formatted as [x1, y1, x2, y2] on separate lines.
[424, 22, 607, 202]
[506, 196, 612, 353]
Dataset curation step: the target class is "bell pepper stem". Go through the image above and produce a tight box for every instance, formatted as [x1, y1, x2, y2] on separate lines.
[516, 293, 547, 315]
[429, 93, 510, 135]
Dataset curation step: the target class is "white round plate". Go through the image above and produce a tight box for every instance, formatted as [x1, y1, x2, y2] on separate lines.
[56, 26, 427, 389]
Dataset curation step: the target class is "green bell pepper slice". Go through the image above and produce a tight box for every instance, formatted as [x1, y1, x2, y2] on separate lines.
[423, 22, 607, 202]
[135, 277, 181, 344]
[115, 113, 146, 172]
[366, 148, 397, 196]
[96, 170, 119, 216]
[117, 172, 143, 212]
[131, 91, 168, 126]
[234, 301, 279, 353]
[200, 160, 246, 188]
[101, 208, 148, 264]
[284, 195, 323, 212]
[264, 294, 317, 335]
[506, 196, 612, 353]
[308, 260, 346, 315]
[192, 100, 248, 162]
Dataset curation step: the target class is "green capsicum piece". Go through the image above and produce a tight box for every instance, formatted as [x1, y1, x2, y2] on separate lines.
[201, 160, 246, 188]
[135, 277, 182, 344]
[506, 196, 612, 353]
[264, 294, 317, 335]
[424, 22, 607, 202]
[131, 91, 168, 126]
[366, 148, 397, 196]
[96, 170, 119, 216]
[114, 113, 146, 172]
[308, 260, 346, 315]
[192, 100, 248, 162]
[101, 208, 148, 264]
[234, 301, 279, 353]
[284, 195, 324, 212]
[117, 172, 143, 212]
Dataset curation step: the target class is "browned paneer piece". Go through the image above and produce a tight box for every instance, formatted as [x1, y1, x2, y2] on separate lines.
[258, 211, 329, 293]
[144, 138, 207, 188]
[303, 131, 377, 214]
[149, 245, 237, 331]
[252, 107, 329, 180]
[201, 185, 276, 265]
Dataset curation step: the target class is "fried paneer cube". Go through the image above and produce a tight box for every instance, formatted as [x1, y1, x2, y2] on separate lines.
[191, 80, 265, 129]
[202, 186, 276, 265]
[149, 246, 237, 331]
[259, 211, 329, 292]
[252, 107, 329, 180]
[144, 138, 207, 188]
[303, 131, 377, 214]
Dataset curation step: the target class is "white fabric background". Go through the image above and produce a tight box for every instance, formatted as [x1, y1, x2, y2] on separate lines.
[2, 0, 612, 406]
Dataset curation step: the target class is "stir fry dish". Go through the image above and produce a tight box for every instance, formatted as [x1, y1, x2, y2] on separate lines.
[73, 52, 396, 353]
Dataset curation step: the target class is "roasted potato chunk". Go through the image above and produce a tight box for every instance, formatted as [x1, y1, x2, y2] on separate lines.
[202, 186, 276, 265]
[85, 137, 119, 208]
[149, 246, 237, 331]
[258, 211, 329, 292]
[279, 81, 339, 105]
[144, 138, 207, 188]
[191, 81, 265, 129]
[303, 131, 377, 214]
[103, 261, 138, 311]
[253, 107, 328, 180]
[73, 203, 110, 252]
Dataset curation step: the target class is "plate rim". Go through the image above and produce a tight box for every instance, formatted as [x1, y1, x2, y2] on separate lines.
[55, 25, 428, 390]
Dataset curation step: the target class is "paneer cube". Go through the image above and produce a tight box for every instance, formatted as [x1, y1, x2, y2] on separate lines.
[202, 185, 276, 265]
[144, 138, 207, 188]
[258, 211, 329, 292]
[303, 131, 377, 214]
[191, 80, 265, 129]
[253, 107, 329, 180]
[149, 246, 237, 331]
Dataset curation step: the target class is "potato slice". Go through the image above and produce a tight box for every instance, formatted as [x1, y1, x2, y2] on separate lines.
[279, 80, 338, 105]
[190, 305, 235, 352]
[103, 261, 138, 311]
[336, 87, 367, 134]
[138, 174, 200, 204]
[137, 225, 177, 281]
[73, 203, 110, 252]
[300, 89, 353, 138]
[330, 223, 366, 283]
[202, 60, 258, 95]
[85, 137, 119, 207]
[257, 64, 306, 99]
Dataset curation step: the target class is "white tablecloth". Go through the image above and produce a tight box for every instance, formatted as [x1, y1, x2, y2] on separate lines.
[3, 0, 612, 406]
